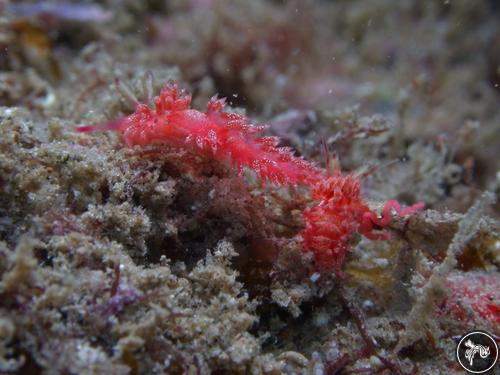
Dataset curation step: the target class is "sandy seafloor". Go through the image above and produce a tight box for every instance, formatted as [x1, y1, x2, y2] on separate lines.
[0, 1, 499, 374]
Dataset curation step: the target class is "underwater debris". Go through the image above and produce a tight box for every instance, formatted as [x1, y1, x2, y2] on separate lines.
[396, 190, 496, 352]
[5, 20, 61, 83]
[7, 2, 112, 24]
[341, 291, 417, 375]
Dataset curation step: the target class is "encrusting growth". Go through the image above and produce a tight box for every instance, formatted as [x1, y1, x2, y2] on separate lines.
[77, 81, 423, 273]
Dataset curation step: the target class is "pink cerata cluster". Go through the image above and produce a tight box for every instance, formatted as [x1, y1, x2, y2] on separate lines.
[77, 81, 424, 274]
